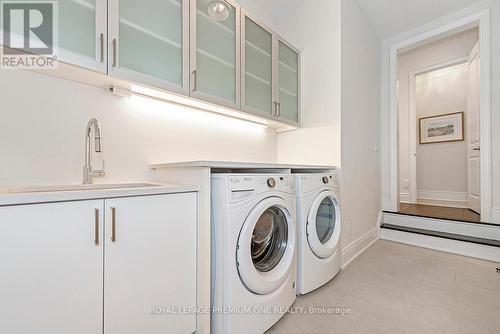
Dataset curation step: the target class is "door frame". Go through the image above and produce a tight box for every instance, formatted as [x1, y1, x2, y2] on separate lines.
[388, 9, 492, 222]
[407, 57, 469, 205]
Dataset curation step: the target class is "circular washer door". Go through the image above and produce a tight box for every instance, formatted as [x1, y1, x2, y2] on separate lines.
[306, 191, 341, 259]
[237, 197, 295, 295]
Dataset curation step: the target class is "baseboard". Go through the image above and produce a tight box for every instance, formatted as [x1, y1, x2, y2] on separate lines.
[400, 192, 410, 203]
[417, 190, 467, 208]
[381, 228, 500, 263]
[341, 227, 379, 269]
[492, 208, 500, 224]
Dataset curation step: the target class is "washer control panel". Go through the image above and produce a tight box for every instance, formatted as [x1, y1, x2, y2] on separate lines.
[228, 175, 295, 200]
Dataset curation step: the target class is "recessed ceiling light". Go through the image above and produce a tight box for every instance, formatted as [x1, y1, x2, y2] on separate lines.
[207, 1, 230, 22]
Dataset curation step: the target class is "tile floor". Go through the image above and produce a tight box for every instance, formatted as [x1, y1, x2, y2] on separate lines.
[267, 241, 500, 334]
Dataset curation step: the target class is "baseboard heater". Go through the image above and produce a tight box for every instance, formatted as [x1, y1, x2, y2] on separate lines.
[380, 223, 500, 248]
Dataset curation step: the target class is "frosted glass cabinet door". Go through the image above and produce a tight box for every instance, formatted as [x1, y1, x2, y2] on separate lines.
[241, 12, 274, 117]
[277, 39, 300, 124]
[108, 0, 190, 94]
[8, 0, 107, 72]
[190, 0, 240, 109]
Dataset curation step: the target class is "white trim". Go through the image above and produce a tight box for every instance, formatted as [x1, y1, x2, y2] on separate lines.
[383, 212, 500, 240]
[341, 227, 379, 269]
[388, 9, 492, 222]
[492, 208, 500, 224]
[380, 228, 500, 263]
[417, 190, 468, 208]
[381, 198, 393, 211]
[400, 192, 410, 203]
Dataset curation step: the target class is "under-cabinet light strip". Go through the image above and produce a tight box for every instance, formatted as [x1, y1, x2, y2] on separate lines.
[124, 84, 269, 128]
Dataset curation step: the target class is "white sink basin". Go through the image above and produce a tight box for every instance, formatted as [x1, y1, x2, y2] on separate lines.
[1, 183, 162, 194]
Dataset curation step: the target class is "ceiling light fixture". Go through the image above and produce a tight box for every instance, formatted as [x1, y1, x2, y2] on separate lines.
[207, 0, 230, 22]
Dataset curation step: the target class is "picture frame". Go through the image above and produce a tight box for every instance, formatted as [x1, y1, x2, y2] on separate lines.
[419, 112, 464, 144]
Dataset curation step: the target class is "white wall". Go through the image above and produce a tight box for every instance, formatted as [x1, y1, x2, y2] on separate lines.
[340, 0, 381, 258]
[416, 64, 469, 194]
[381, 0, 500, 222]
[397, 30, 477, 199]
[273, 0, 342, 166]
[0, 70, 277, 186]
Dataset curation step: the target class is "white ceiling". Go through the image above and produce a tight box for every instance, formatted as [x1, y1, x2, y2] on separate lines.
[355, 0, 484, 40]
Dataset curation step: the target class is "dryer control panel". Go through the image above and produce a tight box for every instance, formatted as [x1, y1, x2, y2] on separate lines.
[297, 173, 339, 194]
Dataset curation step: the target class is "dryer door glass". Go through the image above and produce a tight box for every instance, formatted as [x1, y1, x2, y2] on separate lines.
[251, 206, 288, 272]
[316, 197, 336, 244]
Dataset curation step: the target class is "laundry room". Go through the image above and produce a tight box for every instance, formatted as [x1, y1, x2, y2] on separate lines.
[1, 0, 499, 334]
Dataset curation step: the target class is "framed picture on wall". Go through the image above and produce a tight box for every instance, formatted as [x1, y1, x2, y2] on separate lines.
[419, 112, 464, 144]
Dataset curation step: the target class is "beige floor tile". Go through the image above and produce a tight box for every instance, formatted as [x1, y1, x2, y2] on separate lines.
[266, 241, 500, 334]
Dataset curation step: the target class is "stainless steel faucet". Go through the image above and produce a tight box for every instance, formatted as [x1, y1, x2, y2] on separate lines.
[83, 118, 105, 184]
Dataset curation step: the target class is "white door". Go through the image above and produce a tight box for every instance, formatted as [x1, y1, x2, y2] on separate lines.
[104, 193, 197, 334]
[0, 200, 104, 334]
[236, 197, 295, 295]
[306, 191, 341, 258]
[108, 0, 190, 94]
[467, 42, 481, 214]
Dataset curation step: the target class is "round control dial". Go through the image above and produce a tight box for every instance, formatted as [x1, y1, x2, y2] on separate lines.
[322, 176, 329, 184]
[267, 178, 276, 188]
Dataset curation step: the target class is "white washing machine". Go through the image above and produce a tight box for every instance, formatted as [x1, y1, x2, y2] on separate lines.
[295, 173, 341, 295]
[211, 173, 297, 334]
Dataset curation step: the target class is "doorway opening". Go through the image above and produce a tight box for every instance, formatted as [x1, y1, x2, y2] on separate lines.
[387, 9, 492, 224]
[398, 28, 481, 223]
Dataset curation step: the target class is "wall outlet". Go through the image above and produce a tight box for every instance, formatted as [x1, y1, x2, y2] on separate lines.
[401, 179, 409, 189]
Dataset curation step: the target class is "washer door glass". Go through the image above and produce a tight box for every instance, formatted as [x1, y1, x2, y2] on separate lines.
[236, 197, 296, 295]
[252, 206, 288, 272]
[316, 197, 336, 244]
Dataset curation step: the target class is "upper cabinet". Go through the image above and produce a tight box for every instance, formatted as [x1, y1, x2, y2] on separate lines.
[241, 12, 301, 125]
[59, 0, 107, 72]
[241, 11, 274, 118]
[277, 39, 300, 124]
[43, 0, 300, 127]
[190, 0, 240, 109]
[107, 0, 190, 94]
[7, 0, 107, 72]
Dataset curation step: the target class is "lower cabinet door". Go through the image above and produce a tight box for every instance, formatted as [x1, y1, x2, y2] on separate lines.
[104, 193, 197, 334]
[0, 200, 104, 334]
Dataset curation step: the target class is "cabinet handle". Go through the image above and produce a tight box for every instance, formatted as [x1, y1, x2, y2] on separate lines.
[192, 70, 197, 92]
[277, 102, 281, 117]
[112, 39, 117, 67]
[94, 209, 100, 246]
[111, 207, 116, 242]
[273, 102, 277, 116]
[99, 33, 104, 63]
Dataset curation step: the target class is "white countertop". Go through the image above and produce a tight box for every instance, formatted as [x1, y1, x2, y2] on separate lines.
[0, 183, 199, 206]
[150, 160, 337, 170]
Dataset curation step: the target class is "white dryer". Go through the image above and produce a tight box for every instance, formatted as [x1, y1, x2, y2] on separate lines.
[211, 174, 297, 334]
[295, 173, 341, 294]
